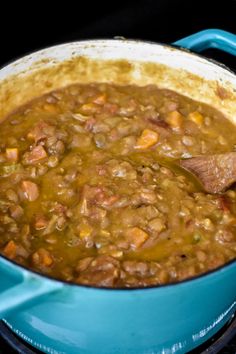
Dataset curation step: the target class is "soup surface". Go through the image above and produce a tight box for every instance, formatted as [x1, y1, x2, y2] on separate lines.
[0, 83, 236, 287]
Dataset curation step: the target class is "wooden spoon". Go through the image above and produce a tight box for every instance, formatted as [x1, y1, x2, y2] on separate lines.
[180, 152, 236, 194]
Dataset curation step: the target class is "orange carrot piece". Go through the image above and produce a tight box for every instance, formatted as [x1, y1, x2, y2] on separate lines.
[188, 111, 204, 126]
[6, 148, 19, 162]
[32, 248, 53, 267]
[166, 110, 183, 128]
[3, 240, 17, 259]
[125, 227, 149, 249]
[135, 129, 159, 149]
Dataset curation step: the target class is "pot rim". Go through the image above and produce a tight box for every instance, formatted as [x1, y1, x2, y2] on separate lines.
[0, 37, 235, 76]
[0, 38, 236, 292]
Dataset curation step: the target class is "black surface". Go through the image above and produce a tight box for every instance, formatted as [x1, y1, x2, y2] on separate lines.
[0, 0, 235, 353]
[0, 0, 236, 71]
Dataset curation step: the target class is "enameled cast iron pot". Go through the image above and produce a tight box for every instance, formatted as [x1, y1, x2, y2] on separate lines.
[0, 29, 236, 354]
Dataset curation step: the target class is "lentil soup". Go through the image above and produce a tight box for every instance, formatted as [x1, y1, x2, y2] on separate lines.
[0, 83, 236, 287]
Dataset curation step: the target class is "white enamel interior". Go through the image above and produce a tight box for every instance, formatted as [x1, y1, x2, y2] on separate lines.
[0, 39, 236, 121]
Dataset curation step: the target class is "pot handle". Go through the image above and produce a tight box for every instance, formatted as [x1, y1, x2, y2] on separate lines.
[0, 257, 63, 319]
[173, 29, 236, 56]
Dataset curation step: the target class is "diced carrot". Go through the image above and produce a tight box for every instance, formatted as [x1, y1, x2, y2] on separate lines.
[41, 250, 53, 266]
[135, 129, 159, 149]
[188, 111, 204, 126]
[92, 93, 107, 105]
[32, 248, 53, 267]
[3, 240, 17, 259]
[23, 145, 47, 164]
[6, 148, 19, 162]
[166, 110, 183, 128]
[125, 227, 149, 249]
[21, 181, 39, 202]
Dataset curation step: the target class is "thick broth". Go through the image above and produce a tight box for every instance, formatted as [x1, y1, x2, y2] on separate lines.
[0, 83, 235, 287]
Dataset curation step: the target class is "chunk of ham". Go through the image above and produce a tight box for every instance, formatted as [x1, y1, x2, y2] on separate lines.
[23, 145, 47, 164]
[34, 215, 49, 230]
[9, 205, 24, 219]
[21, 181, 39, 201]
[81, 185, 119, 209]
[76, 255, 120, 287]
[27, 121, 55, 143]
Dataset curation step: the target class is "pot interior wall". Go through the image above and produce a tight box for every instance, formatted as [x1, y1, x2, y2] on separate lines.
[0, 40, 236, 123]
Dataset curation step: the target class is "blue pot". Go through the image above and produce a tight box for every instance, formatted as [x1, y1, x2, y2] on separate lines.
[0, 29, 236, 354]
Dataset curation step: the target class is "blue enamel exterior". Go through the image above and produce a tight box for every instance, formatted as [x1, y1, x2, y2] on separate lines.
[2, 259, 236, 354]
[174, 29, 236, 56]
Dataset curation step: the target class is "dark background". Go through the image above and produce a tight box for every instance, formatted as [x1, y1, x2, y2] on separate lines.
[0, 0, 236, 71]
[0, 0, 236, 353]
